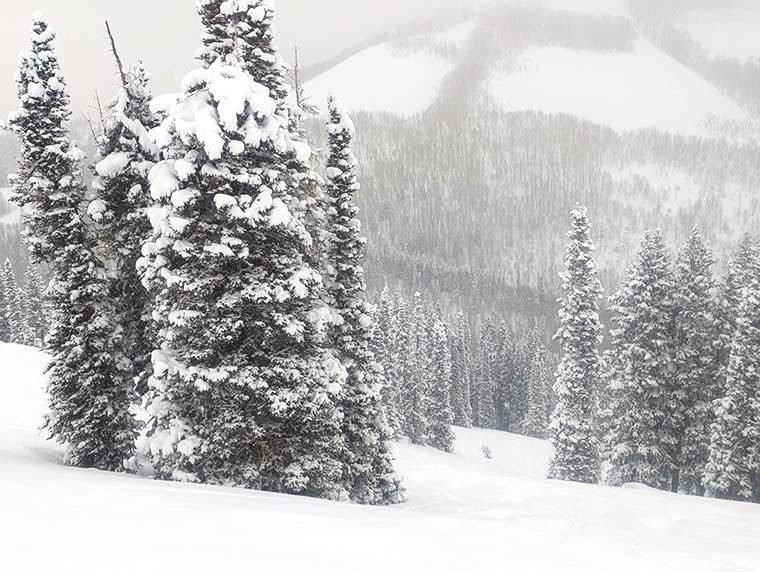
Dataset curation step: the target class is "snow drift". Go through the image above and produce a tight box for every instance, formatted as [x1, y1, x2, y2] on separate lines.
[1, 343, 759, 571]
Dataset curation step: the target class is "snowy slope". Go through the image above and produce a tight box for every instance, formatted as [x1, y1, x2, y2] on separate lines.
[2, 344, 760, 571]
[304, 22, 473, 116]
[488, 39, 747, 136]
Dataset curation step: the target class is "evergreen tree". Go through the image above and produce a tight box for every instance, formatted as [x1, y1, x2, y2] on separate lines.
[0, 265, 10, 342]
[704, 239, 760, 501]
[90, 58, 159, 396]
[450, 311, 473, 427]
[474, 317, 498, 429]
[324, 96, 402, 504]
[524, 327, 550, 439]
[401, 292, 430, 444]
[548, 206, 602, 483]
[427, 318, 455, 452]
[493, 320, 514, 431]
[372, 287, 403, 436]
[22, 263, 46, 346]
[2, 259, 29, 344]
[604, 231, 676, 490]
[139, 3, 346, 498]
[8, 13, 135, 469]
[671, 227, 718, 494]
[714, 233, 755, 397]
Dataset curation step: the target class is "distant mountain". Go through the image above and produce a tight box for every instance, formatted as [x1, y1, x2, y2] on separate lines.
[304, 1, 760, 324]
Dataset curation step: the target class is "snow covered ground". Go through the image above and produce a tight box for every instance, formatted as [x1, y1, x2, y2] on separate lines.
[305, 43, 454, 117]
[488, 39, 747, 136]
[2, 343, 760, 571]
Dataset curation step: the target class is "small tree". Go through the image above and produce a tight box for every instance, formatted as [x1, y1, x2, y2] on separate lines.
[524, 327, 550, 439]
[427, 319, 455, 452]
[450, 312, 473, 428]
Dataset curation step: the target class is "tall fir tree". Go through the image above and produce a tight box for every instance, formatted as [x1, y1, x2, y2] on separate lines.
[8, 13, 135, 469]
[324, 95, 403, 504]
[401, 292, 430, 444]
[22, 263, 46, 346]
[524, 326, 550, 439]
[493, 320, 515, 431]
[474, 317, 498, 429]
[427, 318, 455, 452]
[2, 259, 30, 344]
[91, 56, 159, 396]
[671, 227, 719, 494]
[139, 2, 347, 498]
[372, 287, 403, 436]
[604, 231, 676, 490]
[0, 264, 10, 342]
[450, 311, 473, 428]
[548, 206, 602, 483]
[704, 239, 760, 501]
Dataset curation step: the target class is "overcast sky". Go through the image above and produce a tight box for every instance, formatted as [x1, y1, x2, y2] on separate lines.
[0, 0, 467, 116]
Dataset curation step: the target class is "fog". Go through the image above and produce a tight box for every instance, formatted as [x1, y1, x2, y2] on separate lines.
[0, 0, 470, 115]
[0, 0, 750, 115]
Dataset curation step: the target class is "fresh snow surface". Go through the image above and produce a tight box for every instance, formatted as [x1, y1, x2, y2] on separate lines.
[488, 39, 747, 136]
[678, 9, 760, 61]
[305, 44, 453, 117]
[3, 343, 760, 571]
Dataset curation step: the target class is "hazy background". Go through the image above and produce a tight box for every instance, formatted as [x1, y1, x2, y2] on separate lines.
[0, 0, 473, 115]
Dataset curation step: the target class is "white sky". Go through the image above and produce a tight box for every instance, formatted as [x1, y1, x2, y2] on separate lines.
[0, 0, 469, 116]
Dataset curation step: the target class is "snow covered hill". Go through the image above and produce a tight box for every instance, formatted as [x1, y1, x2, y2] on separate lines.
[2, 343, 760, 571]
[488, 38, 747, 136]
[306, 12, 753, 137]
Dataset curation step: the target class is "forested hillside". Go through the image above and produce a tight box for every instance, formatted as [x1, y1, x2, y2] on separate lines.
[305, 2, 760, 328]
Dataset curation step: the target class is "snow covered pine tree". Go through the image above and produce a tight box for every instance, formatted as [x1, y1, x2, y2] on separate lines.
[604, 231, 676, 490]
[1, 259, 30, 345]
[548, 206, 602, 483]
[90, 53, 159, 397]
[426, 318, 455, 452]
[671, 227, 719, 494]
[324, 95, 403, 504]
[140, 1, 349, 498]
[7, 12, 136, 470]
[704, 238, 760, 501]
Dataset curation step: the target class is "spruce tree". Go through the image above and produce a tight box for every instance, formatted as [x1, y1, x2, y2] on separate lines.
[493, 320, 514, 431]
[22, 263, 46, 346]
[372, 287, 403, 436]
[604, 230, 676, 490]
[2, 259, 30, 344]
[401, 292, 430, 444]
[474, 317, 498, 429]
[548, 206, 602, 483]
[324, 96, 402, 504]
[139, 3, 346, 497]
[704, 239, 760, 501]
[8, 13, 135, 469]
[0, 266, 10, 342]
[427, 318, 455, 452]
[90, 57, 159, 396]
[524, 327, 550, 439]
[450, 311, 473, 427]
[671, 227, 718, 494]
